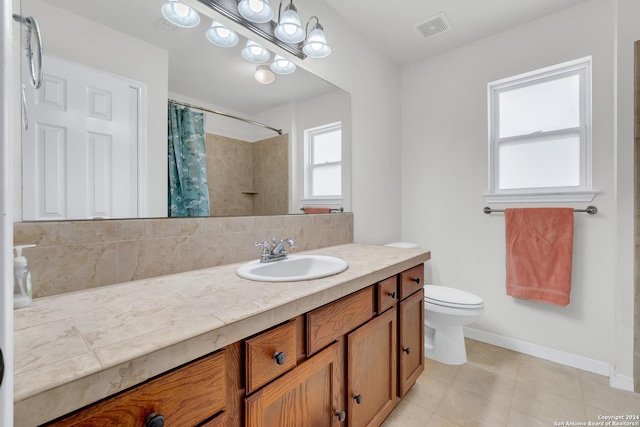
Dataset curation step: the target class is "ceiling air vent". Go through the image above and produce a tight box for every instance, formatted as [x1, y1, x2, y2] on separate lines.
[157, 18, 182, 34]
[412, 12, 453, 40]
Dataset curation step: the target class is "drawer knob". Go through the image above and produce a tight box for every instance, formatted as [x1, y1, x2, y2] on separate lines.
[411, 277, 421, 284]
[403, 347, 411, 355]
[353, 394, 363, 404]
[387, 291, 396, 299]
[145, 413, 165, 427]
[335, 410, 346, 422]
[273, 351, 286, 365]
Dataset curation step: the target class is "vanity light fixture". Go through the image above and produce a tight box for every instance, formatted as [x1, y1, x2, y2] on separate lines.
[161, 0, 201, 29]
[241, 39, 271, 63]
[255, 65, 276, 84]
[206, 20, 239, 47]
[274, 0, 305, 44]
[270, 55, 296, 75]
[302, 17, 331, 58]
[237, 0, 274, 24]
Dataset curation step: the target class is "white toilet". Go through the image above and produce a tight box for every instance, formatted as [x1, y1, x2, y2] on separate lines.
[385, 242, 484, 365]
[424, 285, 484, 365]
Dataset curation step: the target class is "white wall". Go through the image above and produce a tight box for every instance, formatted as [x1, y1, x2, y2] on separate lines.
[15, 0, 169, 218]
[401, 0, 633, 380]
[260, 0, 402, 244]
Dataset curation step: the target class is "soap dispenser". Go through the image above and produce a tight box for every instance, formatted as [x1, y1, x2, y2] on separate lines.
[13, 244, 36, 309]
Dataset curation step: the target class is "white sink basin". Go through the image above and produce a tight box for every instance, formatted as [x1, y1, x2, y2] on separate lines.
[236, 255, 348, 282]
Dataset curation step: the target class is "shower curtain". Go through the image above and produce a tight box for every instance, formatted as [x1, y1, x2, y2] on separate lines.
[168, 101, 211, 217]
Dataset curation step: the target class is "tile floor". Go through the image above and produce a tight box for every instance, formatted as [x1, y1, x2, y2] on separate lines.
[382, 339, 640, 427]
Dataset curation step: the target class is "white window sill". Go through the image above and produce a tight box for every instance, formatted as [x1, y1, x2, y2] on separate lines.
[483, 190, 599, 204]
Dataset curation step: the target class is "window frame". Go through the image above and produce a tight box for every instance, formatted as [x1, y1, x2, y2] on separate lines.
[485, 57, 598, 203]
[303, 121, 343, 204]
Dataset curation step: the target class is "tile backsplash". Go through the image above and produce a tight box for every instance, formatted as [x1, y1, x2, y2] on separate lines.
[13, 213, 353, 298]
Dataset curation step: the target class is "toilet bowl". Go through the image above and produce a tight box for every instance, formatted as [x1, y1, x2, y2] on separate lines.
[424, 285, 484, 365]
[384, 242, 484, 365]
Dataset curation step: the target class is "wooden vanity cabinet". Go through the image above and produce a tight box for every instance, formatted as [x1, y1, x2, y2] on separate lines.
[44, 262, 426, 427]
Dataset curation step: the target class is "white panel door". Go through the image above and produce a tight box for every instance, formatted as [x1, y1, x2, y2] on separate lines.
[22, 54, 139, 220]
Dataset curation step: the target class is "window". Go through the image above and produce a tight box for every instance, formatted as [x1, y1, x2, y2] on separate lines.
[485, 57, 597, 202]
[304, 122, 342, 202]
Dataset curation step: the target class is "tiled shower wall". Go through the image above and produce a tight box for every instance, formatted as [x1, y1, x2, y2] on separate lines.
[206, 133, 289, 217]
[13, 213, 353, 298]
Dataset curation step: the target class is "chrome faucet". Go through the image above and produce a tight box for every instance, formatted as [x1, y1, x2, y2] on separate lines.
[255, 237, 297, 263]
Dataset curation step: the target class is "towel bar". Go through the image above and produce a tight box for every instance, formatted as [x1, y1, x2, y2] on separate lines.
[483, 206, 597, 215]
[300, 207, 344, 213]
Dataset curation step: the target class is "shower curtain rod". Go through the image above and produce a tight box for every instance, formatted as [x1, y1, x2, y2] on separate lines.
[168, 99, 283, 135]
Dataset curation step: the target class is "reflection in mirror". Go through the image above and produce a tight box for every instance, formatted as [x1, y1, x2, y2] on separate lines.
[15, 0, 350, 221]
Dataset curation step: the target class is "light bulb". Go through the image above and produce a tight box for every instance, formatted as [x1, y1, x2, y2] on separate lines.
[249, 0, 264, 13]
[216, 27, 230, 38]
[173, 3, 190, 17]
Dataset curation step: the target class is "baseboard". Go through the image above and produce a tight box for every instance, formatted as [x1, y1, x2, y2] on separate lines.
[463, 327, 634, 391]
[609, 368, 635, 391]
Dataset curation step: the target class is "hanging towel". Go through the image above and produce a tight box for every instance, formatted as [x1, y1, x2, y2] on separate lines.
[505, 208, 574, 307]
[303, 207, 332, 214]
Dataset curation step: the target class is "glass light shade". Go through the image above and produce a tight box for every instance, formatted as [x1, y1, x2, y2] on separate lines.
[161, 0, 200, 28]
[270, 55, 296, 75]
[275, 4, 304, 44]
[303, 24, 331, 58]
[206, 21, 239, 47]
[255, 65, 276, 84]
[238, 0, 274, 23]
[241, 40, 271, 63]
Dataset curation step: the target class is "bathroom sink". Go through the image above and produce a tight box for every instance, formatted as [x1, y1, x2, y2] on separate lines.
[236, 255, 348, 282]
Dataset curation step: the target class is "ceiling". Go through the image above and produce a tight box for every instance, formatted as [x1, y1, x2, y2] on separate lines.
[38, 0, 339, 115]
[34, 0, 592, 115]
[323, 0, 591, 65]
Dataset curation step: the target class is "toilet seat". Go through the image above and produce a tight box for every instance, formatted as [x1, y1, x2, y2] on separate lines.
[424, 285, 483, 309]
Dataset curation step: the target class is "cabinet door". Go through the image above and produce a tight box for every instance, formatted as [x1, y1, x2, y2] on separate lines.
[245, 342, 344, 427]
[347, 307, 397, 427]
[399, 288, 424, 397]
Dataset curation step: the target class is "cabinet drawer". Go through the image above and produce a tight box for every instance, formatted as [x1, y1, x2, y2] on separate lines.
[306, 286, 375, 356]
[48, 350, 226, 427]
[246, 320, 298, 394]
[399, 264, 424, 300]
[377, 276, 398, 313]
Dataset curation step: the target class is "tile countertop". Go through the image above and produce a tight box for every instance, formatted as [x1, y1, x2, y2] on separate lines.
[13, 243, 431, 426]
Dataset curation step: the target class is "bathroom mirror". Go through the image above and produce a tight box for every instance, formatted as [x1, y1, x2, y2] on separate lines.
[16, 0, 350, 220]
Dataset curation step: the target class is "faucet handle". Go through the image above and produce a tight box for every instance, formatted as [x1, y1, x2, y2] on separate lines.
[255, 241, 270, 255]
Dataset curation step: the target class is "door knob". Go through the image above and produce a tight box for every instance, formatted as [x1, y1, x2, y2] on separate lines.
[353, 394, 363, 404]
[335, 410, 346, 422]
[387, 291, 396, 299]
[403, 347, 411, 355]
[145, 413, 165, 427]
[273, 351, 286, 365]
[411, 277, 421, 284]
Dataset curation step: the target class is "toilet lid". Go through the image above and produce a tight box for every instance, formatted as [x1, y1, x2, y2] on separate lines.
[424, 285, 483, 308]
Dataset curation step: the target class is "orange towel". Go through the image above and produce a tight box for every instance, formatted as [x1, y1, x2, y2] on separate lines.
[505, 208, 574, 307]
[303, 207, 332, 214]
